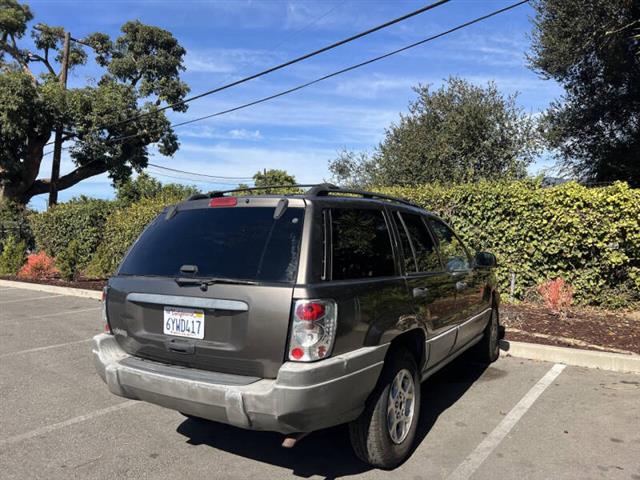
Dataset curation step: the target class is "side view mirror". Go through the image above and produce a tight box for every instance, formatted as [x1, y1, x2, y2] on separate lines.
[474, 251, 497, 268]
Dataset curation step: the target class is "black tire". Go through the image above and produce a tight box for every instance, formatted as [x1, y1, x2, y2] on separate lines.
[349, 348, 421, 469]
[475, 304, 500, 363]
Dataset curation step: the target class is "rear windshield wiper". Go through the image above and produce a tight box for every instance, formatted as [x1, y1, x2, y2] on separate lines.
[174, 276, 259, 290]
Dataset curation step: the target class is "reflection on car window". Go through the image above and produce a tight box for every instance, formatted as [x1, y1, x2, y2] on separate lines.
[331, 208, 395, 280]
[394, 214, 416, 272]
[428, 219, 470, 271]
[399, 213, 441, 273]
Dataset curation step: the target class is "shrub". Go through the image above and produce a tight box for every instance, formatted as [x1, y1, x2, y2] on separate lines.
[0, 235, 27, 275]
[56, 239, 82, 281]
[18, 251, 58, 280]
[28, 198, 114, 269]
[379, 181, 640, 307]
[537, 278, 574, 315]
[86, 192, 183, 277]
[0, 201, 34, 251]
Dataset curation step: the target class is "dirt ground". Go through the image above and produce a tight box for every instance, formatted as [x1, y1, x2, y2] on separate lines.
[502, 303, 640, 355]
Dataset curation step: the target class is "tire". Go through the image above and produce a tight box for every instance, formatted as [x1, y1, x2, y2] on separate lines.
[349, 348, 421, 469]
[475, 304, 500, 363]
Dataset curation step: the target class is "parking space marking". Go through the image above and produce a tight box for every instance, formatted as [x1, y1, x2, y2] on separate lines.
[0, 401, 138, 447]
[0, 307, 101, 323]
[0, 294, 64, 305]
[447, 363, 566, 480]
[0, 338, 92, 358]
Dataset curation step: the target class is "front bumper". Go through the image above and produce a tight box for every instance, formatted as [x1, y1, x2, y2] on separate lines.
[93, 334, 387, 434]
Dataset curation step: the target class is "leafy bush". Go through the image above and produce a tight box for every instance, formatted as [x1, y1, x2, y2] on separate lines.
[86, 192, 182, 277]
[537, 278, 574, 315]
[18, 251, 58, 280]
[0, 201, 34, 251]
[115, 173, 199, 207]
[56, 239, 82, 281]
[379, 181, 640, 307]
[28, 198, 114, 269]
[0, 235, 27, 275]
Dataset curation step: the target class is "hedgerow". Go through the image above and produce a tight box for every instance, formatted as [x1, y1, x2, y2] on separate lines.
[379, 181, 640, 307]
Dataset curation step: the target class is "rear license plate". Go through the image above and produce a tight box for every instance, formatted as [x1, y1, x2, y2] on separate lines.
[163, 306, 205, 339]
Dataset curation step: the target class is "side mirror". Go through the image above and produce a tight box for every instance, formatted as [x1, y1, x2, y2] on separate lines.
[474, 251, 497, 268]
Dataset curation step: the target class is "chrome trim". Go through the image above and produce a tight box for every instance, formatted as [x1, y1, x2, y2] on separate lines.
[458, 307, 492, 329]
[426, 326, 457, 344]
[126, 293, 249, 311]
[426, 307, 491, 343]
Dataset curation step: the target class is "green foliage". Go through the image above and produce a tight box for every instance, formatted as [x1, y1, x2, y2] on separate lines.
[379, 181, 640, 308]
[55, 238, 81, 281]
[238, 169, 301, 195]
[115, 172, 198, 207]
[0, 199, 33, 249]
[86, 191, 185, 277]
[29, 198, 114, 269]
[329, 77, 540, 187]
[0, 234, 27, 275]
[0, 2, 190, 205]
[529, 0, 640, 186]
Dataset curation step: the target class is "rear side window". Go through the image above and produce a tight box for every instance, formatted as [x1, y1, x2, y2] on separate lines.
[428, 219, 471, 271]
[118, 206, 304, 283]
[399, 213, 441, 273]
[330, 208, 395, 280]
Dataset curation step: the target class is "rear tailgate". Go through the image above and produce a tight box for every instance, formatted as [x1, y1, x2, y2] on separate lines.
[105, 198, 306, 379]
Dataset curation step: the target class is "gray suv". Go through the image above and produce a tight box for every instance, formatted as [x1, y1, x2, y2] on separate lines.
[93, 184, 501, 469]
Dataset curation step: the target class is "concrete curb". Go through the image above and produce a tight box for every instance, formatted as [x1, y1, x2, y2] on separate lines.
[0, 279, 101, 300]
[500, 339, 640, 374]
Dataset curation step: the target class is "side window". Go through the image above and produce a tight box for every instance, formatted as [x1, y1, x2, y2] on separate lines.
[393, 213, 416, 273]
[331, 208, 395, 280]
[428, 219, 471, 271]
[400, 213, 441, 273]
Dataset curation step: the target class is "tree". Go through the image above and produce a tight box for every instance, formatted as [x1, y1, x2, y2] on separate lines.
[329, 77, 540, 187]
[529, 0, 640, 186]
[114, 173, 198, 207]
[238, 169, 301, 194]
[0, 0, 189, 205]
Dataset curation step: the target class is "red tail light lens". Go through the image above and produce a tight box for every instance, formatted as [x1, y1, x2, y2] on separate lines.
[209, 197, 238, 207]
[295, 302, 325, 321]
[288, 299, 337, 362]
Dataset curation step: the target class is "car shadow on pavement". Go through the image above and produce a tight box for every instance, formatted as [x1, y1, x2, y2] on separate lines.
[176, 353, 490, 479]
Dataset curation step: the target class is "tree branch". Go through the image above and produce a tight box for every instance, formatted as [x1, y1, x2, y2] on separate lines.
[27, 52, 56, 76]
[22, 160, 108, 199]
[0, 34, 36, 82]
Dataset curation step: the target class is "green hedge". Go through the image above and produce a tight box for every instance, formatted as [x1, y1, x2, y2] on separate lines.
[379, 181, 640, 307]
[29, 198, 115, 269]
[86, 192, 185, 277]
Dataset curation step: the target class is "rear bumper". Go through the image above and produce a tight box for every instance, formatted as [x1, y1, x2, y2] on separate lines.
[93, 334, 387, 434]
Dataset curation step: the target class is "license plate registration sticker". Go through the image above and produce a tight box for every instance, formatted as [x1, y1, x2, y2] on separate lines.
[163, 306, 205, 339]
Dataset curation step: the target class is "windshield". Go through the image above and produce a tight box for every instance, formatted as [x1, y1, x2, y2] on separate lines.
[118, 206, 305, 283]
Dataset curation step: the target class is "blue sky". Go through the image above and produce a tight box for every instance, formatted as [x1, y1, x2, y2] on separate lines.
[26, 0, 563, 210]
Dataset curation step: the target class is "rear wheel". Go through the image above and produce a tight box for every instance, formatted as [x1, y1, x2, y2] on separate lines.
[475, 305, 500, 363]
[349, 348, 421, 469]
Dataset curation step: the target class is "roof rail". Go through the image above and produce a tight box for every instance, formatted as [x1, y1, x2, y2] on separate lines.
[190, 183, 419, 208]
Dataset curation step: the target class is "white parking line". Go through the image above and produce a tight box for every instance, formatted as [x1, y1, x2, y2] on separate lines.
[0, 401, 138, 447]
[447, 363, 566, 480]
[0, 294, 64, 305]
[0, 338, 92, 358]
[0, 307, 101, 323]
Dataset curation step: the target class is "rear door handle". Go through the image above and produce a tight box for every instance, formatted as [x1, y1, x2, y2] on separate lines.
[413, 287, 429, 298]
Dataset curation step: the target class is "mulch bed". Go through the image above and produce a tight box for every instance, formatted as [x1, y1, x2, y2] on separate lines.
[0, 275, 106, 291]
[502, 303, 640, 355]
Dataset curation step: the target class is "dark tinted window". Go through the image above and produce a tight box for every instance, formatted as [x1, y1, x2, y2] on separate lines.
[119, 206, 304, 282]
[394, 213, 415, 272]
[428, 219, 470, 271]
[331, 208, 395, 280]
[400, 213, 441, 272]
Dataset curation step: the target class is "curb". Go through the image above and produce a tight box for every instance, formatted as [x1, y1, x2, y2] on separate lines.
[500, 339, 640, 374]
[0, 279, 101, 300]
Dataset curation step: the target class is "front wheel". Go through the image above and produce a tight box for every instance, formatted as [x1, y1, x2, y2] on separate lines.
[349, 348, 421, 469]
[475, 305, 500, 363]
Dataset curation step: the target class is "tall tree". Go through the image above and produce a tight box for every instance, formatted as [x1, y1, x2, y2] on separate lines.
[0, 0, 189, 205]
[329, 77, 540, 187]
[238, 169, 300, 194]
[529, 0, 640, 185]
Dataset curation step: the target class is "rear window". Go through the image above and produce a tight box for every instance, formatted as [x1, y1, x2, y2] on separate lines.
[118, 206, 305, 283]
[330, 208, 395, 280]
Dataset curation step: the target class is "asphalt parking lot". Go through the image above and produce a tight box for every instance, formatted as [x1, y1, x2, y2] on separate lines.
[1, 285, 639, 480]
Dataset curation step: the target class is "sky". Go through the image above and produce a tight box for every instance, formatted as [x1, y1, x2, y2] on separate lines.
[24, 0, 564, 210]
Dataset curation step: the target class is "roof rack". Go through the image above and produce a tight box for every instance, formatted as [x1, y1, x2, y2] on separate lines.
[188, 183, 419, 208]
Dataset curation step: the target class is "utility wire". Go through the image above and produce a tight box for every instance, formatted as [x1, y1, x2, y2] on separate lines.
[147, 163, 254, 180]
[104, 0, 451, 128]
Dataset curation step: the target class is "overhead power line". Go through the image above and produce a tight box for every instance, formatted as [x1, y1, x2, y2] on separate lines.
[147, 163, 254, 180]
[105, 0, 451, 129]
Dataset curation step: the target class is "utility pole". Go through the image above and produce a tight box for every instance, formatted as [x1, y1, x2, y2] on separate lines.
[48, 31, 71, 208]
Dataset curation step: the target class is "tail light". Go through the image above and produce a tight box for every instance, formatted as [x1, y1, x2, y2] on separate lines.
[102, 287, 112, 334]
[209, 197, 237, 207]
[288, 299, 337, 361]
